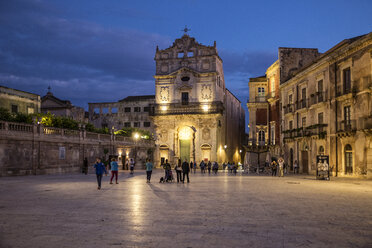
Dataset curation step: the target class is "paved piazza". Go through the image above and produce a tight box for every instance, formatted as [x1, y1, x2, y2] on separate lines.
[1, 170, 372, 248]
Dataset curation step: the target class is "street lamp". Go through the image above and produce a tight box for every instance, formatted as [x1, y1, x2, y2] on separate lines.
[133, 132, 140, 165]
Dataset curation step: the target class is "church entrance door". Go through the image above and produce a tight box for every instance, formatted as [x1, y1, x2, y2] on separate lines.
[180, 139, 190, 163]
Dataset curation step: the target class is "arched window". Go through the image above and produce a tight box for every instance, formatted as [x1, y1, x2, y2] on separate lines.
[344, 144, 353, 174]
[319, 146, 325, 155]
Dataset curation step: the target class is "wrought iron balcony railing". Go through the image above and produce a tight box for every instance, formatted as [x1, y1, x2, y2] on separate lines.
[337, 119, 356, 132]
[150, 101, 224, 116]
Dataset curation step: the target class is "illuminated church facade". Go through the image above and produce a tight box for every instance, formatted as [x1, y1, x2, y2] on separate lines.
[152, 34, 245, 166]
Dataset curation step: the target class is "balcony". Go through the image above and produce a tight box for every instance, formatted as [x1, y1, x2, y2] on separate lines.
[150, 101, 224, 116]
[254, 96, 267, 103]
[283, 104, 294, 114]
[310, 91, 327, 105]
[305, 124, 328, 139]
[296, 99, 309, 110]
[337, 119, 356, 132]
[358, 116, 372, 130]
[246, 139, 269, 152]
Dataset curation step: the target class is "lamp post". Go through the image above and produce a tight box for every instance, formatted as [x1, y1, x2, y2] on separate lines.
[133, 132, 140, 164]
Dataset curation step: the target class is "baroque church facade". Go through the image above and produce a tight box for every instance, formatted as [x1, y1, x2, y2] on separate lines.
[152, 34, 245, 167]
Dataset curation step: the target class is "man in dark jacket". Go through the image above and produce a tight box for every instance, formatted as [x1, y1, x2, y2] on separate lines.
[182, 159, 190, 183]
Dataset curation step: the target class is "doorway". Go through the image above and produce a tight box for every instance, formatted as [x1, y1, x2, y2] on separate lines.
[344, 144, 353, 174]
[301, 151, 308, 174]
[290, 148, 294, 171]
[180, 139, 190, 162]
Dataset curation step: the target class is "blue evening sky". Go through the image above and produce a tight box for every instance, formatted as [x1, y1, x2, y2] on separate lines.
[1, 0, 371, 128]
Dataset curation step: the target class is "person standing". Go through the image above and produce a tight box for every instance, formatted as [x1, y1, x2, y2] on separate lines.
[207, 161, 212, 175]
[145, 158, 153, 183]
[130, 158, 135, 175]
[193, 161, 196, 174]
[200, 160, 205, 174]
[163, 159, 171, 181]
[83, 157, 88, 175]
[189, 161, 193, 175]
[294, 160, 299, 174]
[175, 159, 183, 183]
[94, 158, 107, 190]
[271, 160, 277, 176]
[110, 158, 119, 184]
[182, 159, 190, 183]
[278, 157, 284, 177]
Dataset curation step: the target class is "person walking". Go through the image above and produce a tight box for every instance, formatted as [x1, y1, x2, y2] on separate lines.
[207, 161, 212, 175]
[271, 160, 277, 176]
[145, 158, 153, 183]
[294, 160, 299, 174]
[189, 161, 193, 175]
[110, 158, 119, 184]
[175, 159, 183, 183]
[213, 161, 219, 174]
[193, 161, 196, 174]
[182, 159, 190, 183]
[93, 158, 107, 190]
[232, 162, 237, 175]
[278, 157, 284, 177]
[83, 157, 88, 175]
[129, 158, 135, 175]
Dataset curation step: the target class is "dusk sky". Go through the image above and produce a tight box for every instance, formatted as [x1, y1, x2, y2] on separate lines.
[1, 0, 371, 122]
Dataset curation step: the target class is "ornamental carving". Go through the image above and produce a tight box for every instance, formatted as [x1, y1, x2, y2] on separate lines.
[201, 84, 212, 100]
[160, 86, 169, 102]
[202, 127, 211, 140]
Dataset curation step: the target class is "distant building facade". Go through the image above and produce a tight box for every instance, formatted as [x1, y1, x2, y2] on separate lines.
[281, 33, 372, 177]
[246, 48, 319, 166]
[0, 85, 40, 114]
[88, 95, 155, 132]
[152, 34, 245, 167]
[41, 90, 86, 122]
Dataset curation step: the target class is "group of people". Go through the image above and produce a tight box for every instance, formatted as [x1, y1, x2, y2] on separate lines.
[222, 162, 238, 175]
[269, 158, 299, 177]
[91, 157, 143, 189]
[163, 159, 190, 183]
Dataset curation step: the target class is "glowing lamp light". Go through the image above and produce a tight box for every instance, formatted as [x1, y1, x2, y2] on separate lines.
[224, 145, 227, 149]
[239, 149, 242, 153]
[202, 104, 209, 112]
[160, 105, 168, 111]
[179, 126, 192, 140]
[133, 133, 140, 140]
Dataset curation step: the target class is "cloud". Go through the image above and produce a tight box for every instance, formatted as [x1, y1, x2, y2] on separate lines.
[0, 0, 169, 107]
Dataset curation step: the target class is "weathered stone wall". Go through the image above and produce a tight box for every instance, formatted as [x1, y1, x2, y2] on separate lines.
[0, 121, 154, 176]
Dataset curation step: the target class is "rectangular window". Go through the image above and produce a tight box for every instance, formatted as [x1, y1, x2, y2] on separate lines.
[289, 120, 293, 130]
[182, 92, 189, 105]
[302, 117, 306, 128]
[318, 112, 323, 124]
[144, 122, 151, 127]
[134, 107, 141, 112]
[187, 51, 194, 57]
[143, 107, 150, 112]
[11, 104, 18, 113]
[289, 94, 293, 104]
[124, 122, 131, 127]
[178, 52, 184, 58]
[102, 108, 109, 114]
[318, 80, 324, 102]
[344, 106, 351, 123]
[111, 107, 118, 113]
[343, 68, 351, 94]
[301, 88, 307, 108]
[134, 122, 140, 127]
[124, 107, 131, 112]
[270, 125, 275, 145]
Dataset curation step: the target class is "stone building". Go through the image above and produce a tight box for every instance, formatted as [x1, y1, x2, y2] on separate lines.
[41, 90, 86, 122]
[152, 34, 245, 166]
[281, 32, 372, 177]
[0, 85, 40, 114]
[88, 95, 155, 132]
[246, 48, 319, 166]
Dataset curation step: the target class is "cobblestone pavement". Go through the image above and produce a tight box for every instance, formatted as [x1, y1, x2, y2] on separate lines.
[0, 170, 372, 248]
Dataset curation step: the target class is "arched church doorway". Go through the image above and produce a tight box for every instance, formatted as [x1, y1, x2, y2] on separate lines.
[179, 126, 193, 162]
